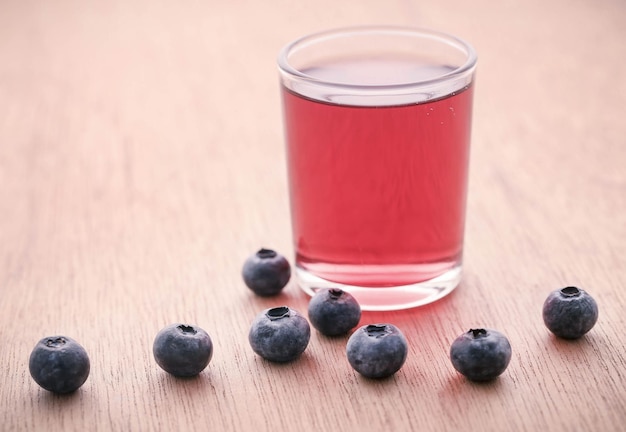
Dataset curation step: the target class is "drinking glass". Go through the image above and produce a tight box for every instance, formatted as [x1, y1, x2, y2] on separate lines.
[278, 26, 477, 310]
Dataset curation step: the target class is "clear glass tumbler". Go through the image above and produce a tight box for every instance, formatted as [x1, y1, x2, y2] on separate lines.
[278, 26, 477, 310]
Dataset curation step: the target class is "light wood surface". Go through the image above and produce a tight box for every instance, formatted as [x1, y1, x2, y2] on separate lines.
[1, 0, 625, 431]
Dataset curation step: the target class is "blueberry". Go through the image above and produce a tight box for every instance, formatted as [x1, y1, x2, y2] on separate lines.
[449, 328, 512, 382]
[542, 286, 598, 339]
[242, 248, 291, 296]
[29, 336, 90, 394]
[248, 306, 310, 362]
[153, 323, 213, 377]
[346, 324, 408, 379]
[308, 288, 361, 336]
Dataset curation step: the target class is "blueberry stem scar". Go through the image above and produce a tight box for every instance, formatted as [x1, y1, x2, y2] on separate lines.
[469, 328, 488, 338]
[177, 324, 197, 335]
[257, 248, 277, 259]
[267, 306, 290, 320]
[45, 337, 67, 347]
[328, 288, 343, 299]
[366, 324, 390, 338]
[561, 286, 581, 297]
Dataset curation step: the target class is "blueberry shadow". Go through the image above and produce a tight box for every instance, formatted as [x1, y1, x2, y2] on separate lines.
[35, 386, 85, 412]
[314, 330, 352, 343]
[352, 371, 407, 387]
[543, 331, 601, 359]
[439, 370, 506, 401]
[155, 369, 215, 394]
[37, 388, 84, 400]
[254, 349, 319, 372]
[245, 286, 310, 314]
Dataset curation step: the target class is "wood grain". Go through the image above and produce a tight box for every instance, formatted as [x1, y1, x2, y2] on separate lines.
[1, 0, 625, 431]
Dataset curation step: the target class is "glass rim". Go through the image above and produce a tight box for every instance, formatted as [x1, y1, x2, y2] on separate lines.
[277, 25, 477, 93]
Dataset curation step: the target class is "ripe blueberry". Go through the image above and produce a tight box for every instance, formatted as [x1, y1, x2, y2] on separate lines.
[450, 328, 512, 382]
[346, 324, 408, 379]
[242, 248, 291, 296]
[153, 323, 213, 377]
[29, 336, 90, 394]
[542, 286, 598, 339]
[308, 288, 361, 336]
[248, 306, 310, 362]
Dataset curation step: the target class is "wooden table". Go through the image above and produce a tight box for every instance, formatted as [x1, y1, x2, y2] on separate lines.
[1, 0, 625, 430]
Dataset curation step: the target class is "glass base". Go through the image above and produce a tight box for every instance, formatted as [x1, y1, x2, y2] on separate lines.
[296, 264, 461, 311]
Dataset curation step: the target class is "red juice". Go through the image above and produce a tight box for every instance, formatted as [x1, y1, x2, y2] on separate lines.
[282, 76, 473, 288]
